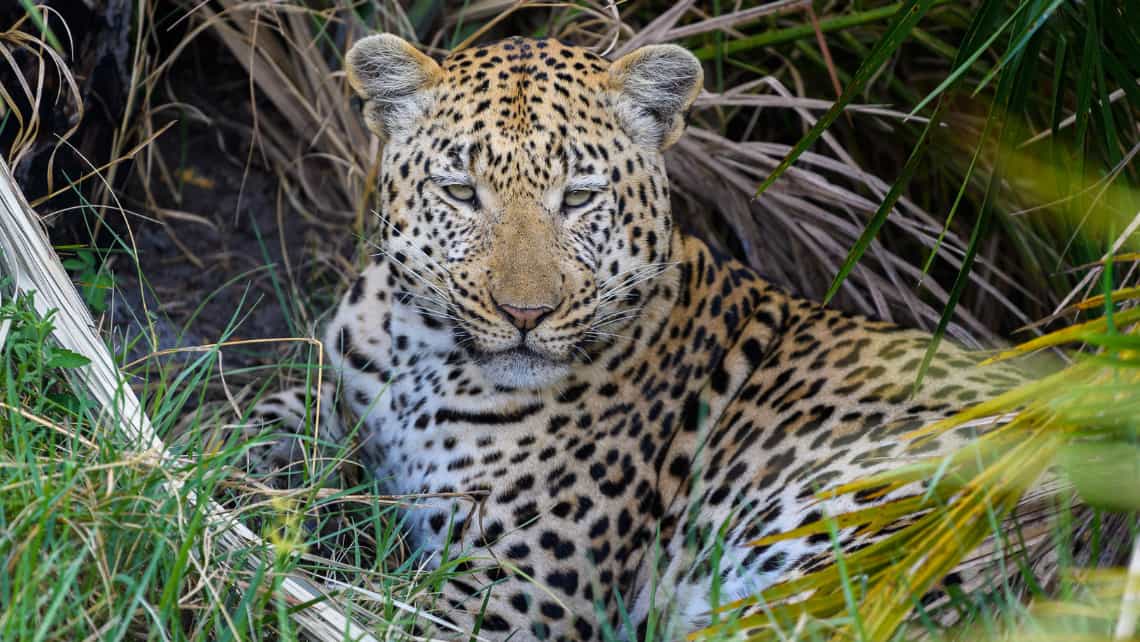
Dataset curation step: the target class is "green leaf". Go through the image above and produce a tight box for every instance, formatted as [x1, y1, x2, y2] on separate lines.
[690, 0, 952, 62]
[832, 0, 1010, 297]
[917, 8, 1045, 387]
[1102, 50, 1140, 124]
[1057, 441, 1140, 512]
[1081, 0, 1118, 169]
[46, 348, 90, 369]
[909, 1, 1030, 115]
[918, 115, 989, 281]
[1072, 0, 1098, 182]
[755, 0, 942, 197]
[969, 0, 1066, 99]
[825, 106, 943, 304]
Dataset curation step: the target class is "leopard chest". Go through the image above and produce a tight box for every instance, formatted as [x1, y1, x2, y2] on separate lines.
[343, 356, 672, 594]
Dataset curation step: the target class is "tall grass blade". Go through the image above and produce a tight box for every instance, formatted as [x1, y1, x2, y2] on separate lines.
[754, 0, 941, 196]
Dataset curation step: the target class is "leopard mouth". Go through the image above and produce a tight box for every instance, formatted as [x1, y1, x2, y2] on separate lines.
[476, 345, 564, 367]
[473, 346, 572, 389]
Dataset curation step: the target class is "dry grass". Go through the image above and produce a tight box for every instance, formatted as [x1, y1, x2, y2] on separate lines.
[97, 0, 1049, 349]
[0, 7, 82, 189]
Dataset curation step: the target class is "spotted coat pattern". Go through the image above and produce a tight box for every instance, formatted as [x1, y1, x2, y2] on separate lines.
[248, 35, 1028, 640]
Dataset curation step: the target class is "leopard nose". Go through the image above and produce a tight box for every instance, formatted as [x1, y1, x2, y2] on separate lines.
[497, 302, 555, 332]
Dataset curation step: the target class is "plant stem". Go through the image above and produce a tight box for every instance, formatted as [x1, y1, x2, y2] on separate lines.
[690, 0, 954, 61]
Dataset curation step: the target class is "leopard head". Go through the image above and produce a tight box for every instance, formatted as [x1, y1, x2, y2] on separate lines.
[347, 35, 702, 388]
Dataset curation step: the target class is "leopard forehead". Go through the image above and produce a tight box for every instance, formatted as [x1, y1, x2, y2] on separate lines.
[420, 38, 627, 190]
[438, 37, 612, 124]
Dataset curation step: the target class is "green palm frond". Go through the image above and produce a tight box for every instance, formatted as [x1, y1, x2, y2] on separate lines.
[696, 0, 1140, 635]
[695, 292, 1140, 640]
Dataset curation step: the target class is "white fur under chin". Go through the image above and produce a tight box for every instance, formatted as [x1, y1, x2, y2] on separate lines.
[478, 348, 572, 389]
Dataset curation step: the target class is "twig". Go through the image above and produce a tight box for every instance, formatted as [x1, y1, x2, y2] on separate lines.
[806, 4, 843, 104]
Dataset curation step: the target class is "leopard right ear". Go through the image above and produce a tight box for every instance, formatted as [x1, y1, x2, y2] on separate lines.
[346, 34, 443, 140]
[608, 44, 703, 150]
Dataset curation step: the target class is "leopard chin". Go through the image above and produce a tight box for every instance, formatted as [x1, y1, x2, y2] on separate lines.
[477, 346, 572, 389]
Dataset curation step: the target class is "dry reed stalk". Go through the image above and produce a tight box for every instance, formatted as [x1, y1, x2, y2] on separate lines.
[0, 8, 83, 190]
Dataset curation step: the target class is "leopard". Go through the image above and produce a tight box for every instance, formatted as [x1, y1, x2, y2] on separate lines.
[245, 33, 1046, 641]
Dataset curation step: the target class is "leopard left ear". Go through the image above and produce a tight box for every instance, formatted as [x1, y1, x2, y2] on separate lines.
[608, 44, 704, 150]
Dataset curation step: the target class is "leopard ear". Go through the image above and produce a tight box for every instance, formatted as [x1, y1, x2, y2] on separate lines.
[346, 34, 443, 139]
[608, 44, 703, 150]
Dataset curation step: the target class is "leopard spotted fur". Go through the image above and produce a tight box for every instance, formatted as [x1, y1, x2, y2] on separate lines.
[247, 34, 1039, 641]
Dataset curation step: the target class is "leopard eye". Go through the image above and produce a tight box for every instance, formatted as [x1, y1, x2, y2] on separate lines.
[444, 183, 476, 202]
[563, 189, 594, 209]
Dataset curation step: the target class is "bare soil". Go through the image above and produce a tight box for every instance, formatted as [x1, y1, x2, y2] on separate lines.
[41, 34, 345, 370]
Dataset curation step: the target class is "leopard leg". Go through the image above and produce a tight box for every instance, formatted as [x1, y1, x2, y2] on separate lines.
[244, 382, 350, 490]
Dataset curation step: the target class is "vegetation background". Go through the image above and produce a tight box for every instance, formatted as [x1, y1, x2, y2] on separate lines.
[0, 0, 1138, 640]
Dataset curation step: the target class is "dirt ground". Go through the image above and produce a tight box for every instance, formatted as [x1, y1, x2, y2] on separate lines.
[47, 40, 347, 371]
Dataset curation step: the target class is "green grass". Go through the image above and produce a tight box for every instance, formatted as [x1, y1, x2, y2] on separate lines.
[0, 271, 456, 640]
[3, 291, 245, 638]
[0, 291, 268, 640]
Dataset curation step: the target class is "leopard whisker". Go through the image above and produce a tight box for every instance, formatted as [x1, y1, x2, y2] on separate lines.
[372, 210, 453, 278]
[597, 261, 677, 291]
[597, 267, 673, 304]
[396, 290, 455, 314]
[584, 329, 648, 347]
[591, 308, 644, 328]
[372, 245, 450, 301]
[571, 345, 593, 364]
[406, 304, 464, 324]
